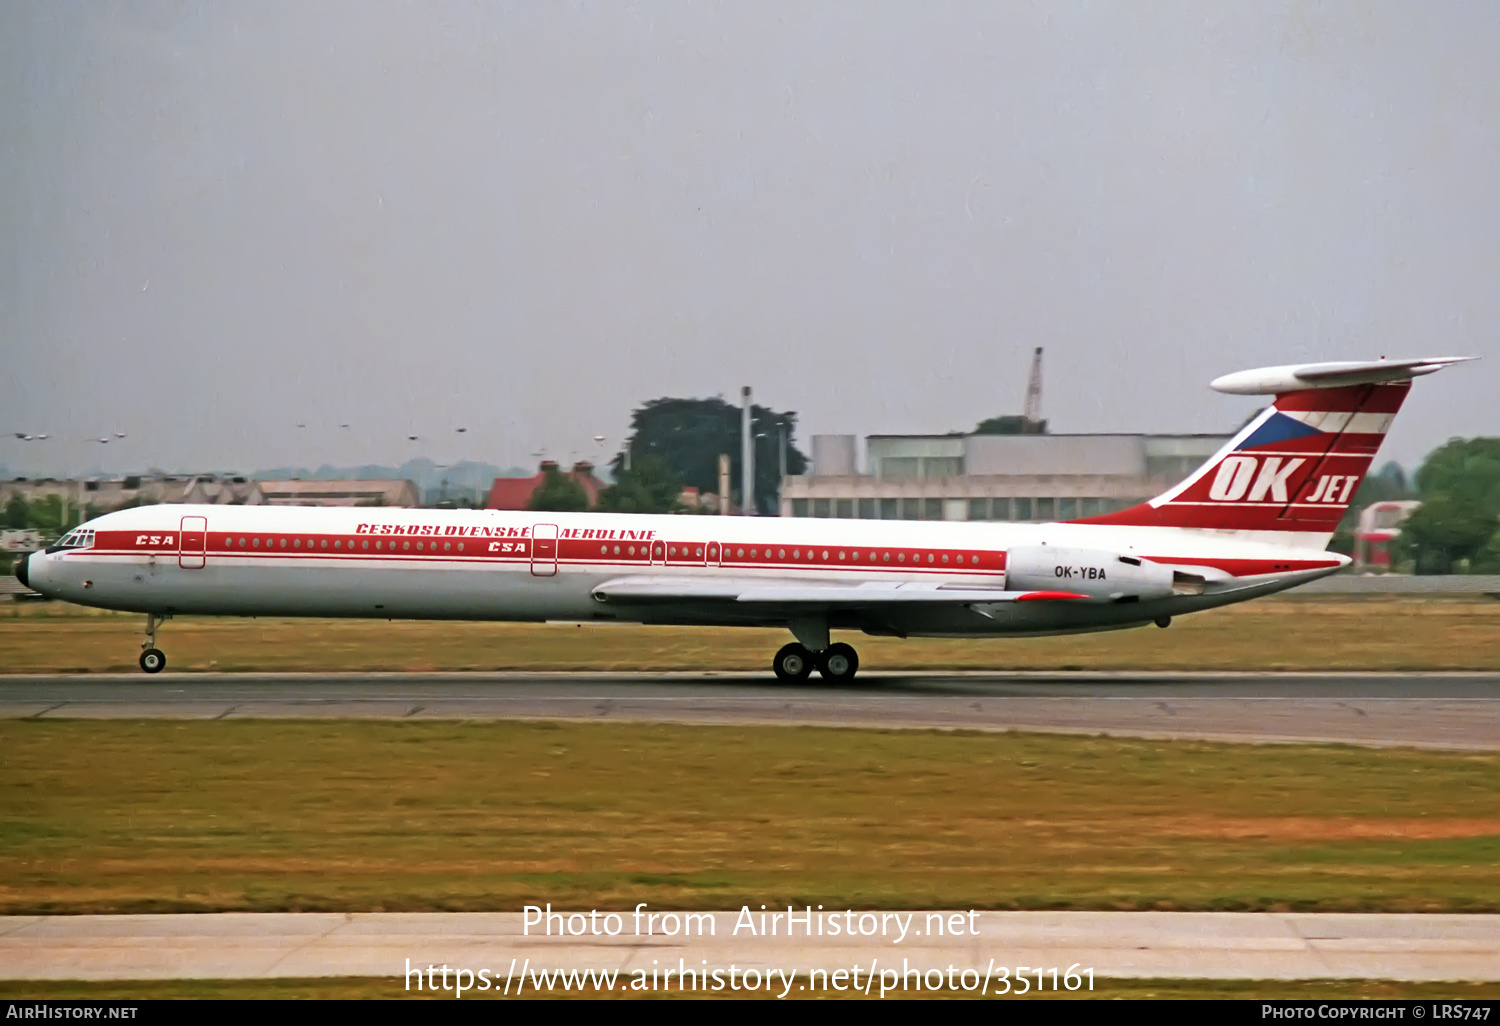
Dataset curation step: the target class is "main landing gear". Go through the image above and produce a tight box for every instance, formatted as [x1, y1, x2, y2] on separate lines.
[139, 613, 169, 674]
[773, 617, 859, 683]
[772, 641, 859, 684]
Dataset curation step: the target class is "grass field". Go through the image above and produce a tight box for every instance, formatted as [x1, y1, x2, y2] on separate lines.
[1, 596, 1498, 672]
[2, 720, 1495, 915]
[3, 978, 1497, 1000]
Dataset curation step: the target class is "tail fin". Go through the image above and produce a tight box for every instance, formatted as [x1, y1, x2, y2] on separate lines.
[1072, 357, 1474, 547]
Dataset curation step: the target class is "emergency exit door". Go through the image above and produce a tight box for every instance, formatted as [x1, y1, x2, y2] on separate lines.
[530, 524, 558, 577]
[178, 516, 206, 569]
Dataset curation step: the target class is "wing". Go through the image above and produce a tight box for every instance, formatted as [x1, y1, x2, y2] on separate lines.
[591, 576, 1089, 606]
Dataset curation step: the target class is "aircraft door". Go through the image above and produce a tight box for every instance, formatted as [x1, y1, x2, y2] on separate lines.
[530, 524, 558, 577]
[178, 516, 207, 570]
[650, 540, 666, 564]
[706, 542, 720, 566]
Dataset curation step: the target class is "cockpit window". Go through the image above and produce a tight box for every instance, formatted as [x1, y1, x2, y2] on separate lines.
[48, 529, 95, 552]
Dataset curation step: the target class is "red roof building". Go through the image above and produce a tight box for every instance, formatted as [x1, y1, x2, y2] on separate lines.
[485, 461, 606, 510]
[1353, 500, 1419, 573]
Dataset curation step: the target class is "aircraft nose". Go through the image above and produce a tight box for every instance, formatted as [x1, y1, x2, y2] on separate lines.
[13, 551, 30, 591]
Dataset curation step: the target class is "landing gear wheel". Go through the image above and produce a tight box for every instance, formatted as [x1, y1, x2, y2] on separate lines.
[138, 612, 170, 674]
[817, 642, 859, 682]
[772, 643, 813, 682]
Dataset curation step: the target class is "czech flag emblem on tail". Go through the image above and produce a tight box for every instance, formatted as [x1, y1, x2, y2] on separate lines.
[1072, 357, 1475, 547]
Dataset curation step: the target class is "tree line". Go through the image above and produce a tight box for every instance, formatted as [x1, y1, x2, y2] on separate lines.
[1327, 438, 1500, 573]
[4, 494, 95, 536]
[1393, 438, 1500, 574]
[529, 397, 809, 515]
[13, 404, 1495, 575]
[532, 396, 1498, 575]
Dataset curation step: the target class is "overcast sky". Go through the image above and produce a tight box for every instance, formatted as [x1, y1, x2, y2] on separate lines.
[3, 1, 1496, 478]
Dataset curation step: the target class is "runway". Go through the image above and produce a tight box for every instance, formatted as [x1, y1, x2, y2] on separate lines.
[1, 672, 1495, 750]
[3, 911, 1496, 983]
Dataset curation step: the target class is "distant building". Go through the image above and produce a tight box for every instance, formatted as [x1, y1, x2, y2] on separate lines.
[781, 432, 1232, 521]
[0, 529, 45, 553]
[1353, 500, 1419, 572]
[0, 530, 45, 599]
[0, 473, 425, 513]
[679, 486, 730, 513]
[180, 476, 264, 505]
[486, 461, 606, 510]
[257, 479, 418, 507]
[0, 473, 251, 512]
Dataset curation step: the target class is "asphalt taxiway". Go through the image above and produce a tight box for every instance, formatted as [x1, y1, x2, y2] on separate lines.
[1, 671, 1495, 750]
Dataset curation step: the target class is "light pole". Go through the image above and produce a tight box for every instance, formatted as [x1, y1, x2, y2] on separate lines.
[741, 387, 753, 515]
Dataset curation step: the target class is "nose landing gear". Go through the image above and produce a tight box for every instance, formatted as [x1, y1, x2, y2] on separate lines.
[139, 613, 169, 674]
[771, 640, 860, 683]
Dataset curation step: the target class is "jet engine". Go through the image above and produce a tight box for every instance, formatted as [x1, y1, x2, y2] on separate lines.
[1004, 545, 1176, 602]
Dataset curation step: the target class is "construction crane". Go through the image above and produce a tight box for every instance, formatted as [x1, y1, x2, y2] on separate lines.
[1023, 347, 1043, 433]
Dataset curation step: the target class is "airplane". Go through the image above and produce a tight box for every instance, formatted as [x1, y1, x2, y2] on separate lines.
[14, 357, 1472, 678]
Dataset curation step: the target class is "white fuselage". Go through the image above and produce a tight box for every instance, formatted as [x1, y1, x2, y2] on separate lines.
[21, 504, 1346, 639]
